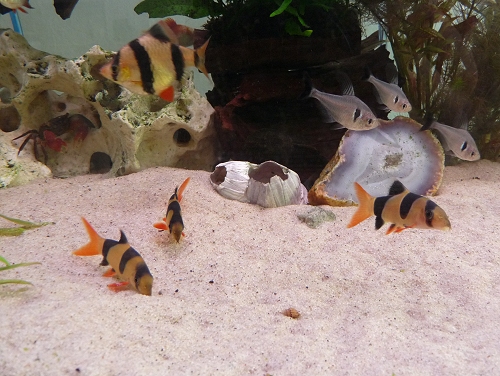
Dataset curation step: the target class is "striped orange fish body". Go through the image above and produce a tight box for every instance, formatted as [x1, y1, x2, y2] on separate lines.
[99, 19, 210, 102]
[154, 177, 190, 242]
[0, 0, 33, 13]
[73, 218, 153, 295]
[347, 180, 451, 234]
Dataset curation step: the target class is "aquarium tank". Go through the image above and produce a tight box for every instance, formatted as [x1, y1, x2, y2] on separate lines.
[1, 0, 498, 189]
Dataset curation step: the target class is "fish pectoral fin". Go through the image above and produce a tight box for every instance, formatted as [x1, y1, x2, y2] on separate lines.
[159, 86, 175, 102]
[102, 268, 116, 278]
[107, 281, 130, 293]
[153, 222, 169, 231]
[394, 225, 414, 233]
[385, 224, 397, 235]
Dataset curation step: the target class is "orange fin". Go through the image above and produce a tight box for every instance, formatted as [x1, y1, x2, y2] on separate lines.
[108, 282, 130, 292]
[385, 224, 397, 235]
[103, 268, 116, 278]
[347, 183, 374, 228]
[73, 217, 104, 256]
[393, 225, 413, 234]
[159, 86, 175, 102]
[195, 37, 211, 81]
[177, 177, 190, 202]
[153, 222, 169, 231]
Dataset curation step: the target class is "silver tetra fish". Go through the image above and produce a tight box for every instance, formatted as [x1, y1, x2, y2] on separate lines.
[301, 73, 379, 131]
[421, 117, 480, 161]
[362, 65, 412, 113]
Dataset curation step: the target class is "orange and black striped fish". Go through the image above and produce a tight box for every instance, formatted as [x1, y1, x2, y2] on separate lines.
[347, 180, 451, 234]
[154, 177, 190, 242]
[73, 217, 153, 295]
[0, 0, 33, 13]
[99, 18, 210, 102]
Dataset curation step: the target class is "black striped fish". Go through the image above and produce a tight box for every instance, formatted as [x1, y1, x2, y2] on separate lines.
[99, 18, 210, 102]
[154, 177, 190, 242]
[73, 218, 153, 295]
[347, 180, 451, 234]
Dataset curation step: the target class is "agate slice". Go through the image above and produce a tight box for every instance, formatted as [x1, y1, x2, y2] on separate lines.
[210, 160, 308, 208]
[308, 117, 444, 206]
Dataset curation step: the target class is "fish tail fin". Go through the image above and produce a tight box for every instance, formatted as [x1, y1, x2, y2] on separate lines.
[362, 65, 372, 81]
[177, 177, 191, 202]
[347, 183, 374, 228]
[73, 217, 104, 256]
[195, 38, 211, 80]
[298, 72, 314, 100]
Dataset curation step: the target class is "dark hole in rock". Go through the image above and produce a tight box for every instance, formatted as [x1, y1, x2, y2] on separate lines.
[173, 128, 191, 145]
[210, 166, 227, 185]
[248, 161, 288, 183]
[0, 106, 21, 132]
[0, 87, 11, 103]
[89, 152, 112, 174]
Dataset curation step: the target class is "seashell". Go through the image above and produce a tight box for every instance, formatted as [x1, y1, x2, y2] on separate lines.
[247, 161, 308, 208]
[282, 308, 301, 319]
[210, 160, 308, 207]
[309, 117, 444, 206]
[210, 161, 251, 203]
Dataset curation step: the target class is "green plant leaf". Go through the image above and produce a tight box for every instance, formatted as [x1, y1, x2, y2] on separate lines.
[284, 19, 312, 37]
[0, 228, 26, 237]
[134, 0, 211, 19]
[285, 5, 309, 27]
[0, 255, 11, 266]
[0, 214, 53, 229]
[0, 262, 41, 272]
[0, 279, 33, 285]
[270, 0, 293, 17]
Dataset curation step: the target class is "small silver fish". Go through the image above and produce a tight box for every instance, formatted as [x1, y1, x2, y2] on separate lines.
[422, 119, 480, 161]
[363, 66, 412, 113]
[302, 73, 379, 131]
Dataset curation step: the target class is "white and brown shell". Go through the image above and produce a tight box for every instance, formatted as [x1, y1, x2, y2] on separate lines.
[210, 160, 308, 208]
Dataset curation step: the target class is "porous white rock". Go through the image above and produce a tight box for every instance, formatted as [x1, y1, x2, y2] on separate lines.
[0, 29, 217, 183]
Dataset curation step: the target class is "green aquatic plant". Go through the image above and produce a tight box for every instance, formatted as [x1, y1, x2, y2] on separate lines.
[0, 255, 40, 285]
[134, 0, 354, 37]
[358, 0, 500, 159]
[0, 213, 53, 236]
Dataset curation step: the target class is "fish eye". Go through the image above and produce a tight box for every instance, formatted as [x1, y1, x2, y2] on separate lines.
[394, 96, 399, 104]
[111, 65, 118, 74]
[461, 141, 468, 152]
[425, 209, 434, 221]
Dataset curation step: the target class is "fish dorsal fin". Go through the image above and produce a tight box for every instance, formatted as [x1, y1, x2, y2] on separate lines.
[458, 117, 469, 131]
[385, 63, 399, 85]
[118, 230, 128, 244]
[148, 20, 179, 45]
[388, 180, 408, 195]
[336, 71, 355, 96]
[362, 66, 372, 81]
[420, 113, 435, 132]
